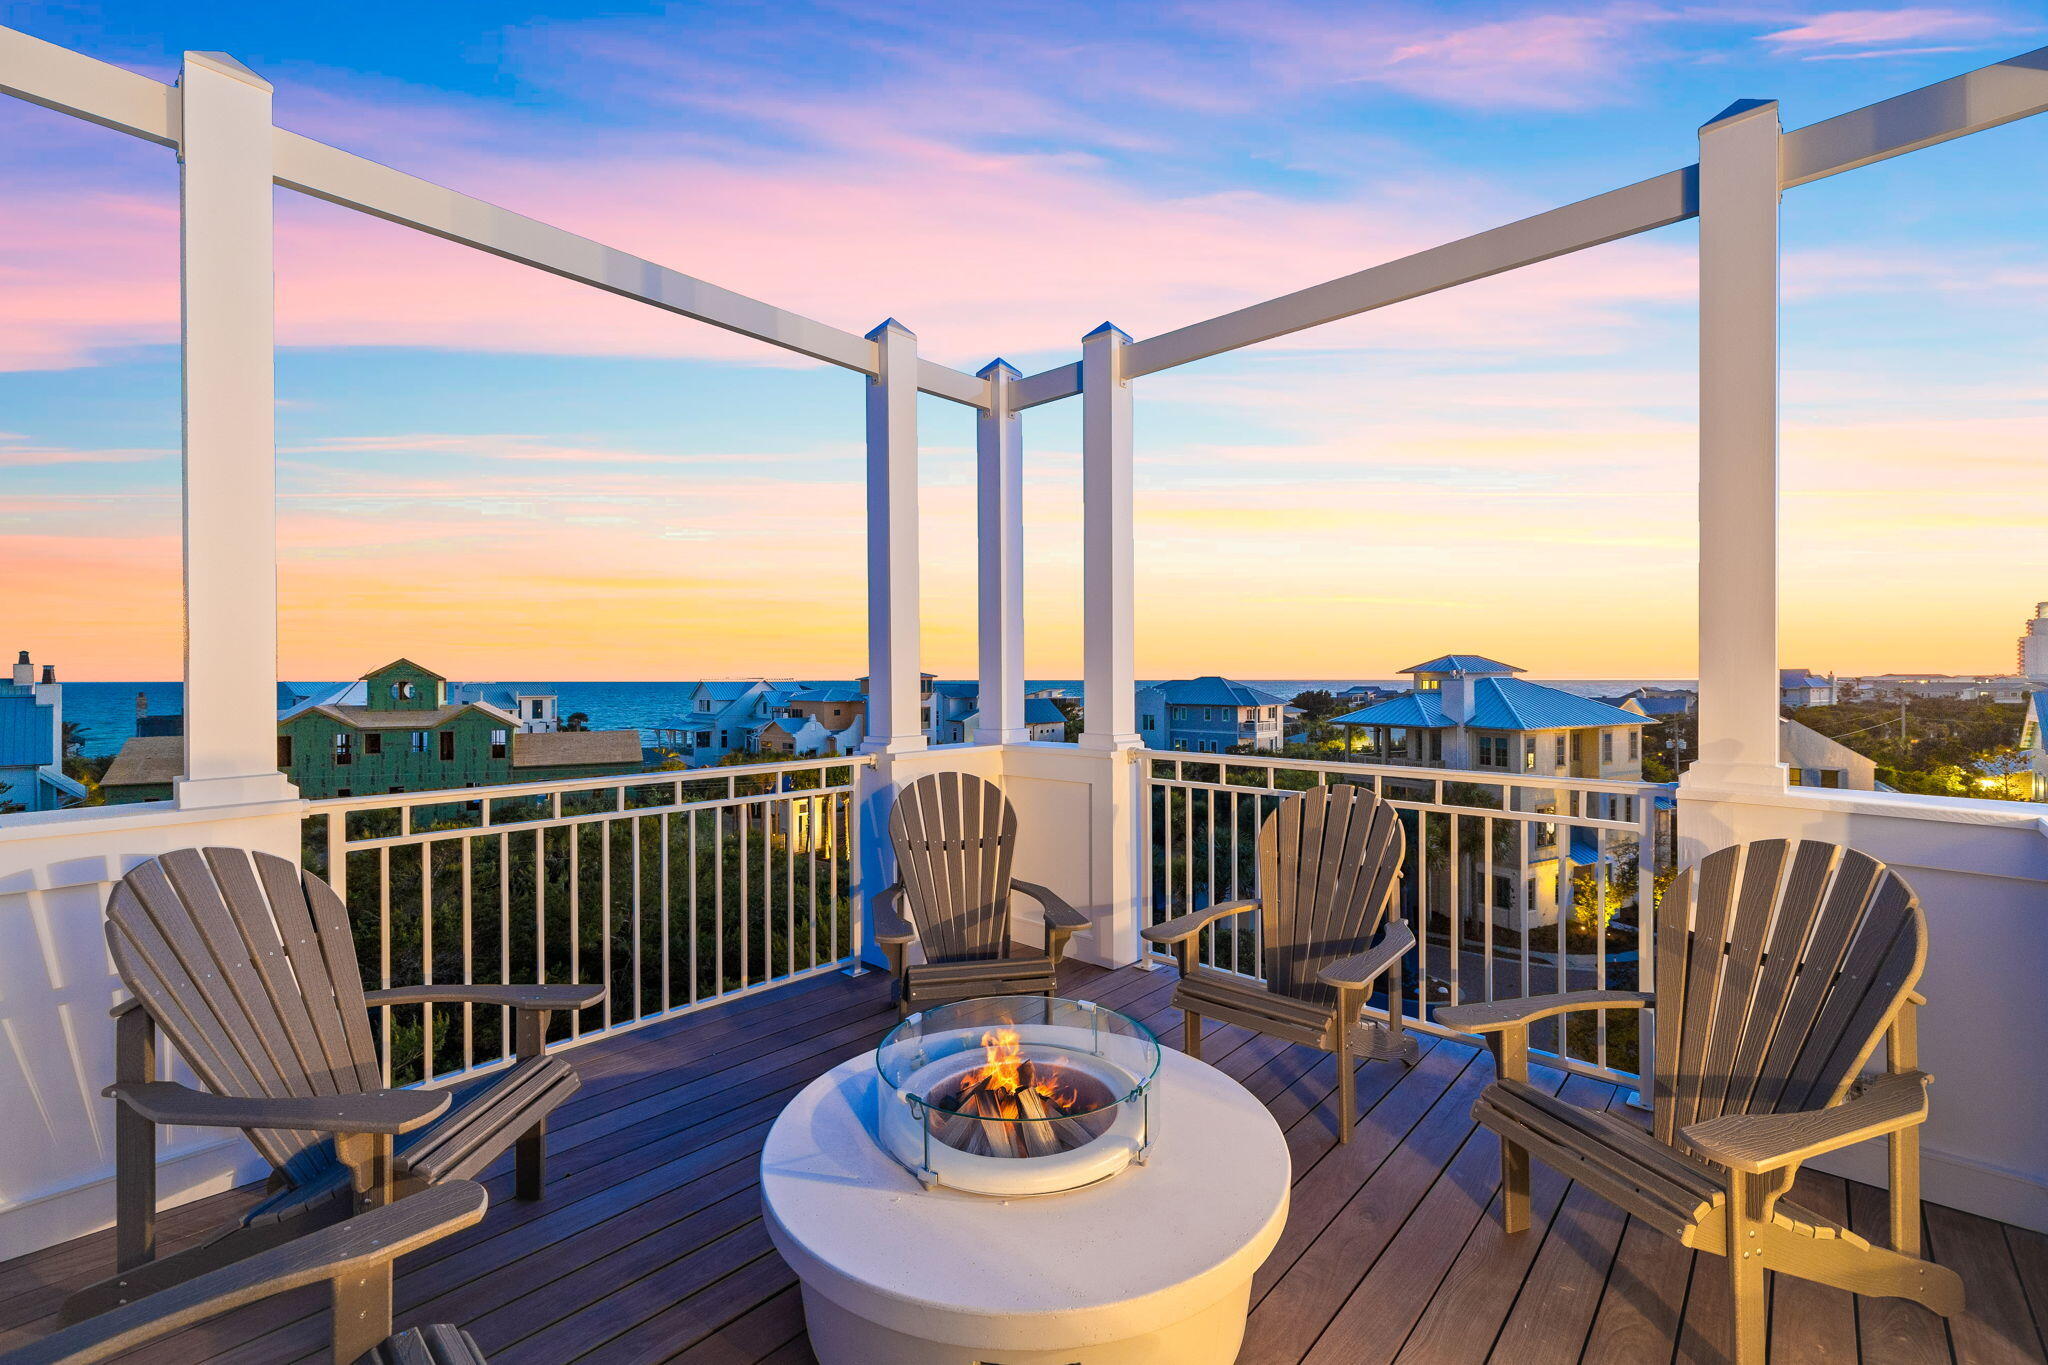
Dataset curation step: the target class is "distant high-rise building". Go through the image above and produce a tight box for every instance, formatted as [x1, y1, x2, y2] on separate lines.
[2021, 602, 2048, 682]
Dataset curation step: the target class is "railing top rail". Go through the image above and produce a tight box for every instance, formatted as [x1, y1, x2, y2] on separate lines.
[301, 752, 872, 815]
[1139, 748, 1667, 798]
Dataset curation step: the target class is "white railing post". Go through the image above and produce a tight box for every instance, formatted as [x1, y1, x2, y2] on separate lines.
[1080, 323, 1139, 751]
[858, 320, 924, 965]
[1078, 322, 1144, 966]
[974, 359, 1029, 745]
[173, 52, 295, 809]
[1687, 99, 1788, 796]
[860, 318, 926, 757]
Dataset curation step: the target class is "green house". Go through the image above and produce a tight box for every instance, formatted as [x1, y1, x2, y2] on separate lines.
[101, 659, 644, 802]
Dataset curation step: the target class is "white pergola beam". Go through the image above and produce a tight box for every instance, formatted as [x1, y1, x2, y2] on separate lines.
[0, 24, 989, 409]
[1079, 324, 1138, 750]
[1781, 44, 2048, 187]
[860, 320, 927, 755]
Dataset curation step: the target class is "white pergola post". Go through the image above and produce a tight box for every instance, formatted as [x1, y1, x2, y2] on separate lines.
[974, 360, 1029, 745]
[860, 319, 927, 756]
[1688, 99, 1788, 794]
[1080, 323, 1139, 750]
[174, 53, 295, 809]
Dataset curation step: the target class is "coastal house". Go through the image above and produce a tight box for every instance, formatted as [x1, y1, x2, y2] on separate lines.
[100, 659, 642, 801]
[1136, 677, 1288, 753]
[1782, 716, 1878, 790]
[1779, 667, 1837, 707]
[0, 652, 86, 813]
[654, 678, 870, 762]
[2023, 691, 2047, 801]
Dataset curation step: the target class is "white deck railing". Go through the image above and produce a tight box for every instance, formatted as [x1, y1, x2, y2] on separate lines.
[1143, 751, 1672, 1082]
[301, 755, 871, 1089]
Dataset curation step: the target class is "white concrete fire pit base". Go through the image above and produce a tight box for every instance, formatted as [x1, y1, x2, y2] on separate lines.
[761, 1047, 1289, 1365]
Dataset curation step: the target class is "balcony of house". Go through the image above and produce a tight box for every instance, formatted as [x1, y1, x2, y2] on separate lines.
[3, 23, 2048, 1365]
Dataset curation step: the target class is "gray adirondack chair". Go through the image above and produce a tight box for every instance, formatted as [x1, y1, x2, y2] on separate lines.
[1142, 783, 1418, 1142]
[7, 1182, 490, 1365]
[873, 772, 1090, 1017]
[70, 847, 602, 1320]
[1439, 838, 1963, 1365]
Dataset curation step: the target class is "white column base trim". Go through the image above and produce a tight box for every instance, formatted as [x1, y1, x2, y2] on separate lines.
[1079, 733, 1143, 752]
[1677, 763, 1786, 796]
[857, 736, 930, 757]
[174, 771, 300, 809]
[974, 726, 1035, 746]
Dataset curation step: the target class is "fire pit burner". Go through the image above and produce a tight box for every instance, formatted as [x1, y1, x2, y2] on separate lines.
[875, 996, 1159, 1196]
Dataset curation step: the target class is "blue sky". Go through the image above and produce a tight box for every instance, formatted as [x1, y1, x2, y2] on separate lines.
[2, 2, 2043, 679]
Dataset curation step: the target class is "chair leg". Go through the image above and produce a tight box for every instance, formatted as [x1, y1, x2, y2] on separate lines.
[1183, 1008, 1203, 1060]
[331, 1262, 394, 1365]
[516, 1119, 547, 1200]
[1889, 1127, 1923, 1258]
[1728, 1171, 1768, 1365]
[113, 1004, 158, 1273]
[1500, 1136, 1531, 1234]
[1336, 1029, 1355, 1143]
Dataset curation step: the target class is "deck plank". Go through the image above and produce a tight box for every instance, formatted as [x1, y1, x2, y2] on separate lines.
[0, 959, 2036, 1365]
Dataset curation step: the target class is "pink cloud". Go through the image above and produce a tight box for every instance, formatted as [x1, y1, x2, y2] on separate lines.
[1196, 3, 1665, 110]
[1761, 8, 2017, 55]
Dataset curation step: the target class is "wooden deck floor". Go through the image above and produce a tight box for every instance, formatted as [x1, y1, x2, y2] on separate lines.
[2, 959, 2043, 1364]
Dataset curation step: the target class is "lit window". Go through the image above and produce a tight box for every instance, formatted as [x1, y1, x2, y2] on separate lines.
[410, 730, 430, 754]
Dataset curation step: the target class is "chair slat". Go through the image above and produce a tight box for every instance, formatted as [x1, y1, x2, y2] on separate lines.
[252, 852, 381, 1094]
[200, 850, 337, 1099]
[1721, 839, 1838, 1118]
[290, 859, 387, 1091]
[1651, 872, 1693, 1146]
[1668, 844, 1740, 1137]
[1747, 849, 1883, 1117]
[1692, 838, 1788, 1123]
[1777, 876, 1920, 1114]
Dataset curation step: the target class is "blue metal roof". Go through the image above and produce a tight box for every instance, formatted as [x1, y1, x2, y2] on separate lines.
[929, 680, 979, 699]
[1468, 677, 1658, 730]
[793, 683, 865, 703]
[1024, 697, 1065, 725]
[1332, 692, 1447, 728]
[1143, 676, 1288, 708]
[1333, 678, 1654, 731]
[1780, 669, 1831, 689]
[0, 687, 56, 767]
[1403, 654, 1522, 675]
[1567, 828, 1603, 865]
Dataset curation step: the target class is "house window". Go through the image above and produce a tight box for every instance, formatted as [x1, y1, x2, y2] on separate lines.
[410, 730, 430, 754]
[1418, 678, 1440, 691]
[277, 735, 292, 767]
[1477, 735, 1509, 768]
[390, 680, 415, 701]
[490, 729, 508, 759]
[336, 787, 351, 798]
[1555, 735, 1567, 765]
[1601, 732, 1614, 762]
[696, 730, 712, 746]
[1628, 731, 1640, 760]
[1818, 769, 1843, 788]
[1523, 739, 1536, 772]
[718, 731, 728, 747]
[1424, 731, 1442, 762]
[332, 733, 353, 765]
[364, 732, 382, 756]
[1172, 739, 1188, 751]
[530, 699, 545, 719]
[1141, 714, 1156, 730]
[696, 699, 712, 712]
[439, 731, 456, 761]
[1789, 768, 1806, 786]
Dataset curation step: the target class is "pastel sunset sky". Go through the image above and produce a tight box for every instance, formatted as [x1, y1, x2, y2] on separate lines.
[2, 2, 2043, 681]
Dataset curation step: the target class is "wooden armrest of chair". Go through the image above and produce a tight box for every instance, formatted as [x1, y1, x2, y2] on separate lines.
[1010, 880, 1089, 931]
[365, 983, 604, 1012]
[1436, 989, 1651, 1034]
[1682, 1070, 1932, 1174]
[0, 1183, 488, 1365]
[1139, 899, 1258, 946]
[871, 882, 916, 945]
[1318, 921, 1415, 989]
[104, 1081, 449, 1136]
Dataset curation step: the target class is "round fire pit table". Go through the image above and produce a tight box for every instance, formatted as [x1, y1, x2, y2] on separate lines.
[761, 1020, 1289, 1365]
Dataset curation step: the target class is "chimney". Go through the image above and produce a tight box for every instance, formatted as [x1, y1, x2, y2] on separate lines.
[1439, 672, 1474, 725]
[12, 650, 30, 687]
[137, 691, 149, 720]
[41, 665, 55, 684]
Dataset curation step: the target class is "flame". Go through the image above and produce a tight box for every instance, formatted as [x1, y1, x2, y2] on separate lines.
[958, 1027, 1083, 1112]
[974, 1027, 1025, 1093]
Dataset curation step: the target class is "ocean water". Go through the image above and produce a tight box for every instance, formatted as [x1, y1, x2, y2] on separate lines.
[59, 678, 1697, 758]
